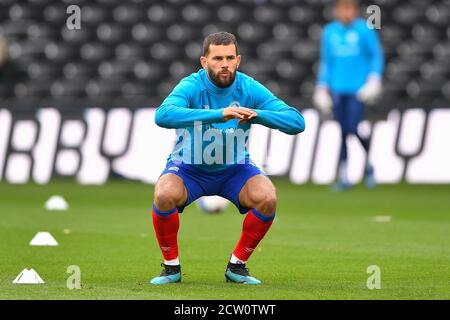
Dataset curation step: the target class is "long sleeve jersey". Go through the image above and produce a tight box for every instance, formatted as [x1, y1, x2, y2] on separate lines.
[317, 17, 384, 94]
[155, 69, 305, 171]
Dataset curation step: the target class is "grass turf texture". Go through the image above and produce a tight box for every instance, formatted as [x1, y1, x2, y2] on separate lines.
[0, 179, 449, 300]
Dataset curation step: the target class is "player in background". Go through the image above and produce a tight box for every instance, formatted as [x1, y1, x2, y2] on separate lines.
[150, 32, 305, 285]
[313, 0, 384, 190]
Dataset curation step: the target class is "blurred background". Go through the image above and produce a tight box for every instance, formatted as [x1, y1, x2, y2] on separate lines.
[0, 0, 448, 111]
[0, 0, 449, 185]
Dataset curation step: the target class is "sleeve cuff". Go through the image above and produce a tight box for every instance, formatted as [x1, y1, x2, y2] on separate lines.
[208, 109, 224, 123]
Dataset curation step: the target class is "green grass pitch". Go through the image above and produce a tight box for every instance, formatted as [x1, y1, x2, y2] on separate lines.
[0, 179, 449, 300]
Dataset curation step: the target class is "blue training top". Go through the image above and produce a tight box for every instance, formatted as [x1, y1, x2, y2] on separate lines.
[317, 17, 384, 94]
[155, 69, 305, 171]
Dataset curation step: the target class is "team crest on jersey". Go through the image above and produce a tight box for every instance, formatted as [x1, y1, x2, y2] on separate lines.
[346, 31, 359, 44]
[229, 101, 241, 108]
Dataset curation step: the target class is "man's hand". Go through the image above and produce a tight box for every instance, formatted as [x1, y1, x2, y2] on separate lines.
[222, 106, 257, 124]
[313, 86, 333, 115]
[357, 76, 382, 105]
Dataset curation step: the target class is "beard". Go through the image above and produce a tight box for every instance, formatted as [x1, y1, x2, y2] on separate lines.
[207, 68, 236, 88]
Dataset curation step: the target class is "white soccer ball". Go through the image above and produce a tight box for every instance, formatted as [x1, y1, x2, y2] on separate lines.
[196, 196, 229, 214]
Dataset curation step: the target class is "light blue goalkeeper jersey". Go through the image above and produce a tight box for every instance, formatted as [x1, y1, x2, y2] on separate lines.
[317, 18, 384, 93]
[155, 69, 305, 171]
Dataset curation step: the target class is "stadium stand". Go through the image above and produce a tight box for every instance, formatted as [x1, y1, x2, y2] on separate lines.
[0, 0, 448, 116]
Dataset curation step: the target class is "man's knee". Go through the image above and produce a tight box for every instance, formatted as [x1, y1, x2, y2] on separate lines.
[249, 186, 277, 215]
[154, 190, 176, 209]
[259, 192, 277, 215]
[154, 174, 186, 211]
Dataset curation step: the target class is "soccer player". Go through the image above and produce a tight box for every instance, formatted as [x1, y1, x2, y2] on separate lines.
[150, 32, 305, 285]
[313, 0, 384, 190]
